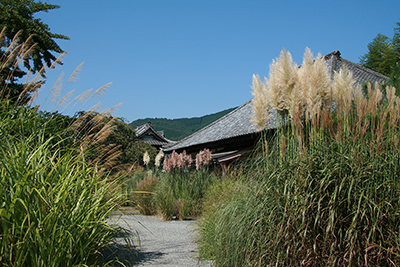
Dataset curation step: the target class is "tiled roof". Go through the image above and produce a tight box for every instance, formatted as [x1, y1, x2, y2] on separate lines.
[324, 50, 388, 86]
[134, 123, 151, 136]
[164, 51, 388, 152]
[143, 139, 173, 146]
[163, 101, 276, 152]
[135, 122, 175, 146]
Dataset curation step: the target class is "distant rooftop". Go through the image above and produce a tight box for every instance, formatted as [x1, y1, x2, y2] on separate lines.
[135, 122, 176, 148]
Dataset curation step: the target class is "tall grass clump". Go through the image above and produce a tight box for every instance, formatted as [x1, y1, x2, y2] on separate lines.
[126, 171, 159, 215]
[0, 30, 134, 266]
[155, 149, 215, 220]
[0, 125, 125, 266]
[127, 149, 215, 220]
[198, 48, 400, 266]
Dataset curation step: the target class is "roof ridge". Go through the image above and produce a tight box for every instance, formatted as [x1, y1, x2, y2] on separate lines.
[323, 50, 341, 61]
[136, 122, 173, 143]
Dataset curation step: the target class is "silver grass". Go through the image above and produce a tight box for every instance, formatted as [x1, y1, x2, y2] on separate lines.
[75, 89, 93, 103]
[50, 62, 84, 110]
[155, 149, 164, 167]
[288, 82, 304, 132]
[93, 119, 116, 144]
[3, 29, 22, 54]
[101, 103, 123, 117]
[78, 82, 112, 111]
[143, 151, 150, 166]
[251, 74, 272, 131]
[366, 82, 383, 116]
[305, 52, 331, 118]
[354, 84, 367, 131]
[332, 66, 354, 114]
[18, 80, 44, 104]
[386, 86, 399, 129]
[48, 76, 63, 105]
[92, 82, 112, 101]
[57, 89, 75, 109]
[67, 89, 93, 114]
[48, 51, 66, 70]
[44, 71, 64, 101]
[85, 102, 103, 113]
[269, 48, 298, 112]
[0, 28, 5, 47]
[65, 62, 84, 85]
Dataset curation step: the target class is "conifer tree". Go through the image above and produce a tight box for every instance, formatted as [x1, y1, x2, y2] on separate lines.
[359, 22, 400, 77]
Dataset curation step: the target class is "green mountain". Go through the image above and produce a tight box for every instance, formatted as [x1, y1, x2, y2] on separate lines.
[129, 107, 237, 141]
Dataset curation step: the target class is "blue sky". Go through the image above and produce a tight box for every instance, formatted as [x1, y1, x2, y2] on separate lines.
[34, 0, 400, 123]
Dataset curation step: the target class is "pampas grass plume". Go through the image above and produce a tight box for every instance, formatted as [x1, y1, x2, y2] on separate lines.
[155, 149, 164, 167]
[196, 149, 212, 170]
[269, 48, 298, 112]
[143, 151, 150, 166]
[332, 66, 354, 115]
[251, 74, 272, 131]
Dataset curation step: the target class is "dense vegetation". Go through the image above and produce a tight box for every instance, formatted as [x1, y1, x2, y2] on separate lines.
[3, 1, 400, 266]
[0, 30, 149, 266]
[129, 107, 236, 141]
[122, 149, 216, 220]
[198, 48, 400, 266]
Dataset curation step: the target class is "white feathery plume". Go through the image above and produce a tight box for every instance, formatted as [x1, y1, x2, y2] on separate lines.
[251, 74, 272, 131]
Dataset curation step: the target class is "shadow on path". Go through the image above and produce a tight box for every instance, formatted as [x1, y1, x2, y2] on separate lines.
[101, 214, 212, 266]
[101, 243, 166, 266]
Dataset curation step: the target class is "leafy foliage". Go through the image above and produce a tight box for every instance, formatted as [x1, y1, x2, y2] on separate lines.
[0, 0, 69, 104]
[0, 101, 137, 266]
[74, 111, 157, 174]
[0, 0, 69, 72]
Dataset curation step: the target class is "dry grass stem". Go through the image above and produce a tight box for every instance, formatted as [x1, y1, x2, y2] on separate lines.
[92, 82, 112, 101]
[101, 102, 123, 117]
[57, 89, 75, 109]
[65, 62, 83, 85]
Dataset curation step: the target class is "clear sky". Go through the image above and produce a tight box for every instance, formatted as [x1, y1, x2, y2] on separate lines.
[34, 0, 400, 123]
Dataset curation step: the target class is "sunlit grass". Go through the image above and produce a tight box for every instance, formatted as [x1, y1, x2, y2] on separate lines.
[0, 30, 137, 266]
[198, 48, 400, 266]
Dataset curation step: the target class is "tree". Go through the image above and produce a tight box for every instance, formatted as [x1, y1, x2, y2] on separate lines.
[0, 0, 69, 104]
[106, 117, 157, 170]
[359, 34, 393, 76]
[359, 22, 400, 77]
[392, 22, 400, 58]
[72, 111, 157, 174]
[0, 0, 69, 72]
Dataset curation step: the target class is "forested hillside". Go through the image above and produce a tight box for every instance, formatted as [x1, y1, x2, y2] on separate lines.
[129, 107, 237, 141]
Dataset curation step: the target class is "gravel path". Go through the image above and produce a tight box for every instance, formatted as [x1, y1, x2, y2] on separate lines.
[106, 214, 212, 266]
